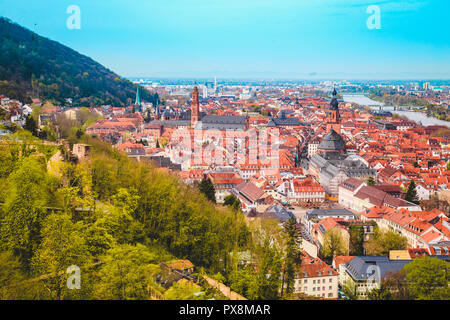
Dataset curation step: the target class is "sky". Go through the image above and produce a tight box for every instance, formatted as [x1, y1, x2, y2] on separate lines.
[0, 0, 449, 79]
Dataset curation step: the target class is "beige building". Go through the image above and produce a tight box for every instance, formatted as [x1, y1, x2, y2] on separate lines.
[294, 253, 339, 299]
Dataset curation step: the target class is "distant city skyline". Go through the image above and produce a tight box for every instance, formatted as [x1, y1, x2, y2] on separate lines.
[1, 0, 449, 79]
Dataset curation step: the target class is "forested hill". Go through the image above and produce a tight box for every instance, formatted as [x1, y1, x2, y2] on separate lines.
[0, 17, 156, 107]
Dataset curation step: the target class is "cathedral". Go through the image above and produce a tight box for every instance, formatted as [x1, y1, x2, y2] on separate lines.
[190, 86, 249, 131]
[309, 89, 376, 196]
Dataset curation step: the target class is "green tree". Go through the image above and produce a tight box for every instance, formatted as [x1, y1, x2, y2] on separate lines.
[255, 237, 283, 299]
[198, 177, 216, 204]
[164, 279, 205, 300]
[0, 157, 49, 268]
[31, 213, 93, 300]
[224, 194, 239, 207]
[341, 279, 358, 300]
[0, 251, 28, 299]
[24, 115, 38, 137]
[0, 251, 50, 300]
[365, 230, 408, 256]
[403, 257, 450, 300]
[367, 284, 392, 300]
[322, 228, 348, 260]
[281, 217, 302, 298]
[349, 225, 364, 256]
[382, 271, 410, 300]
[93, 243, 162, 300]
[405, 180, 419, 205]
[367, 176, 376, 186]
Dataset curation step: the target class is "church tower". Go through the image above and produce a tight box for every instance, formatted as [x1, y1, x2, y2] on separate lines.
[134, 87, 141, 113]
[154, 96, 160, 120]
[191, 86, 200, 126]
[327, 88, 341, 134]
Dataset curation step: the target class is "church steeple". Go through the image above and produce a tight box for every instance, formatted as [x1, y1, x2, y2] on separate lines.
[134, 87, 141, 113]
[327, 87, 341, 134]
[191, 86, 200, 126]
[155, 95, 160, 119]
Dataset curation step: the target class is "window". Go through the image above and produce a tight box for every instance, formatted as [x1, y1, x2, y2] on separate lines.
[329, 278, 332, 283]
[329, 286, 332, 290]
[304, 279, 307, 284]
[317, 287, 320, 291]
[323, 279, 326, 283]
[313, 280, 316, 284]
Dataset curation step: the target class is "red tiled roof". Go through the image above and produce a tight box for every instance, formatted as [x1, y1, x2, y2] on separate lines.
[333, 256, 355, 269]
[300, 252, 339, 278]
[236, 182, 265, 202]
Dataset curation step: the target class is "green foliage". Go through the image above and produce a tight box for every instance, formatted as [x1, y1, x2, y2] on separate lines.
[0, 157, 49, 268]
[31, 213, 93, 299]
[349, 225, 364, 256]
[341, 279, 358, 300]
[0, 136, 253, 299]
[405, 180, 419, 205]
[282, 217, 302, 298]
[0, 18, 157, 107]
[93, 243, 163, 300]
[382, 271, 410, 300]
[367, 284, 392, 300]
[23, 115, 38, 136]
[198, 177, 216, 204]
[321, 228, 348, 259]
[224, 194, 239, 207]
[367, 176, 375, 186]
[254, 237, 283, 299]
[403, 257, 450, 300]
[365, 229, 408, 256]
[164, 279, 205, 300]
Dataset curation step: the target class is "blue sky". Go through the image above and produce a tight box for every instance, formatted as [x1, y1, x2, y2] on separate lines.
[1, 0, 449, 79]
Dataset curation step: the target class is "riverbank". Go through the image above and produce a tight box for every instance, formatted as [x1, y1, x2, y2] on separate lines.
[343, 94, 449, 127]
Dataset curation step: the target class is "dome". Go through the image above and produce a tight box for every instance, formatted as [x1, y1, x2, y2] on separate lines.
[330, 88, 339, 110]
[318, 129, 345, 151]
[330, 97, 339, 110]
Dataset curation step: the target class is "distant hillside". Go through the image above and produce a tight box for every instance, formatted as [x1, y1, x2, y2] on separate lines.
[0, 17, 156, 107]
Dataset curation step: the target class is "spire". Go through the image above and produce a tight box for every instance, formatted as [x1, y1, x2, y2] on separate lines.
[134, 87, 141, 113]
[155, 96, 160, 116]
[330, 87, 339, 110]
[191, 86, 200, 125]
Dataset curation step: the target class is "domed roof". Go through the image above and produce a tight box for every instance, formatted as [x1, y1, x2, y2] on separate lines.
[318, 129, 345, 151]
[330, 88, 339, 110]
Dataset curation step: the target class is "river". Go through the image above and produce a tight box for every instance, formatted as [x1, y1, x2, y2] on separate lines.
[343, 94, 449, 127]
